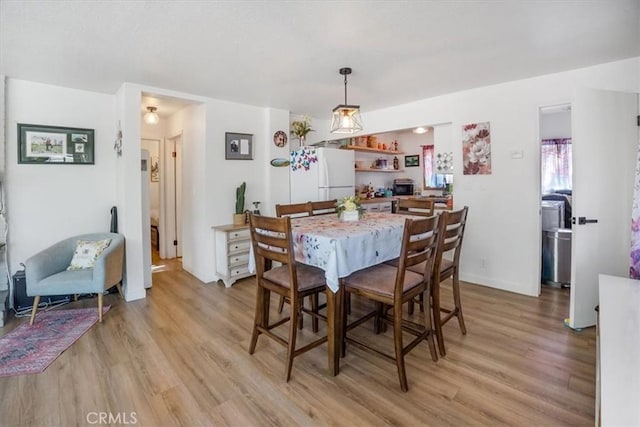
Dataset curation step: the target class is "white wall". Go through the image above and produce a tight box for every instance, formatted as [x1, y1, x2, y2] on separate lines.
[6, 79, 118, 279]
[5, 57, 638, 302]
[354, 57, 639, 296]
[540, 110, 571, 139]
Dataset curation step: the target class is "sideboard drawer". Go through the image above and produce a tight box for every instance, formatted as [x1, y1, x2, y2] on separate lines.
[229, 253, 250, 267]
[229, 228, 250, 241]
[228, 240, 250, 254]
[230, 265, 250, 278]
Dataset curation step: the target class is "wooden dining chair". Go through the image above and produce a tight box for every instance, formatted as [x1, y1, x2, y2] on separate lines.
[275, 202, 315, 320]
[342, 216, 440, 392]
[310, 199, 338, 216]
[396, 198, 435, 217]
[408, 206, 469, 357]
[248, 213, 327, 381]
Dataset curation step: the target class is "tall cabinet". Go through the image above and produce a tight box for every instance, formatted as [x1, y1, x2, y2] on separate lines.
[213, 224, 254, 287]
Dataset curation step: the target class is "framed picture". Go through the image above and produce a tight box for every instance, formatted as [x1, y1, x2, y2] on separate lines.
[17, 123, 95, 164]
[150, 156, 159, 182]
[225, 132, 253, 160]
[404, 155, 420, 167]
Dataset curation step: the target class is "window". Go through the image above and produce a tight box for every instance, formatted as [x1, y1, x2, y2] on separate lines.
[541, 138, 572, 194]
[422, 144, 435, 188]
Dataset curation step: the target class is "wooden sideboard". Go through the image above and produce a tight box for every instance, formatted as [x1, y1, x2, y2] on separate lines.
[213, 224, 254, 287]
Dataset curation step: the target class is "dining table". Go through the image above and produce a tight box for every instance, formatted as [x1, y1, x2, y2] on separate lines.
[288, 211, 411, 375]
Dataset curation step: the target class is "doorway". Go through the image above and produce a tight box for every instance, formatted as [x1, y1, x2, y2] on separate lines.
[142, 138, 161, 258]
[160, 134, 183, 259]
[539, 104, 572, 301]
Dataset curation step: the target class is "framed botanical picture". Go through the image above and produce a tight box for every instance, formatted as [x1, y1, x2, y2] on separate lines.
[225, 132, 253, 160]
[17, 123, 95, 164]
[404, 155, 420, 167]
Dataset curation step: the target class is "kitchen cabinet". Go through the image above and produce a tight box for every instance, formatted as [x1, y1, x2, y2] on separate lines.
[213, 224, 254, 287]
[361, 200, 393, 213]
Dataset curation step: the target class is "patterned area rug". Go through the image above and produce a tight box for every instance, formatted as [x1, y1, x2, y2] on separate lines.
[0, 306, 110, 377]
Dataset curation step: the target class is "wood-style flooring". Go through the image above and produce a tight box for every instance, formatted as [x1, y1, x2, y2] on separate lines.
[0, 254, 596, 426]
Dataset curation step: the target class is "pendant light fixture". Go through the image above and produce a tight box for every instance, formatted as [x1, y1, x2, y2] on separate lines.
[330, 67, 363, 134]
[144, 106, 159, 125]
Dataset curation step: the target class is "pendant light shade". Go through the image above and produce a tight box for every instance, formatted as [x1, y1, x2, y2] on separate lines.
[330, 67, 363, 134]
[144, 106, 159, 125]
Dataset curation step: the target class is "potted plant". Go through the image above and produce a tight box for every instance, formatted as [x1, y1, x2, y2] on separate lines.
[234, 182, 246, 225]
[290, 116, 314, 146]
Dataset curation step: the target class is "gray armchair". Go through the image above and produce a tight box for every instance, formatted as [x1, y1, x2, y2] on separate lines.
[25, 232, 125, 324]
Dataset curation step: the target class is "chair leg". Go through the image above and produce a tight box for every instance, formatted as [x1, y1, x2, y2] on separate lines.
[249, 285, 269, 354]
[393, 303, 408, 392]
[29, 296, 41, 325]
[116, 283, 124, 299]
[432, 279, 446, 357]
[423, 285, 438, 362]
[311, 293, 319, 333]
[408, 300, 414, 315]
[345, 291, 351, 315]
[285, 296, 299, 382]
[98, 293, 103, 322]
[452, 271, 467, 335]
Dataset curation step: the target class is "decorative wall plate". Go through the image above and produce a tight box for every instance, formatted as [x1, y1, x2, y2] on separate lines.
[273, 130, 287, 147]
[270, 158, 290, 167]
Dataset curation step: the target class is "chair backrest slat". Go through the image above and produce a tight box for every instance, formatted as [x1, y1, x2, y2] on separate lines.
[249, 214, 295, 268]
[310, 199, 338, 216]
[396, 216, 440, 297]
[396, 199, 435, 217]
[434, 206, 469, 276]
[276, 202, 312, 218]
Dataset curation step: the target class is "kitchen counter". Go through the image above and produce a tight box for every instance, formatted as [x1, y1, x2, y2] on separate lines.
[598, 274, 640, 426]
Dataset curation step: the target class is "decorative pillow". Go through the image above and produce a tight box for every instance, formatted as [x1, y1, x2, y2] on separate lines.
[67, 239, 112, 270]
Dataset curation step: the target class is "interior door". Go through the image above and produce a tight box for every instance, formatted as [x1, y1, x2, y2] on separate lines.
[570, 88, 638, 328]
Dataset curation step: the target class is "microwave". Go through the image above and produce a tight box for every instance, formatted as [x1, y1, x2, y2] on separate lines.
[393, 183, 414, 196]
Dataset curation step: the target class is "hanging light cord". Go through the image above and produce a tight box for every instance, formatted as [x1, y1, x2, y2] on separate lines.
[343, 73, 348, 104]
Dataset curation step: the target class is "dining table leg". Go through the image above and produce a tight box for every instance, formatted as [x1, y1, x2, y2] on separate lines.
[326, 285, 343, 376]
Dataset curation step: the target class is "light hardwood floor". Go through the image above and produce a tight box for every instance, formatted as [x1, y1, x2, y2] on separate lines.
[0, 255, 596, 426]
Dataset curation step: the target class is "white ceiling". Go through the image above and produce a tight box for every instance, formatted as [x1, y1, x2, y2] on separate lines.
[1, 1, 639, 118]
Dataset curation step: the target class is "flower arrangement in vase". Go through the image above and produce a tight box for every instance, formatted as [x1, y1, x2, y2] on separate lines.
[290, 116, 314, 146]
[336, 196, 364, 221]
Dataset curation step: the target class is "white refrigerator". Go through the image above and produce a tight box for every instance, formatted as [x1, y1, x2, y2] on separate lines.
[290, 147, 355, 203]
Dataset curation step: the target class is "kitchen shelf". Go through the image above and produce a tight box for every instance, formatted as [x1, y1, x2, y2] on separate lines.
[355, 168, 405, 173]
[341, 146, 404, 155]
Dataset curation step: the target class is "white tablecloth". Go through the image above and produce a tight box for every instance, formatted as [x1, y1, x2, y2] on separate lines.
[249, 212, 408, 292]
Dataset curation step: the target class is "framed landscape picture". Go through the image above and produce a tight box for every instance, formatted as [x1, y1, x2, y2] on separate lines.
[17, 123, 95, 164]
[404, 155, 420, 167]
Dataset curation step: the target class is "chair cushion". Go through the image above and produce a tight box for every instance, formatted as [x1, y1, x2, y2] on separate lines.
[263, 264, 327, 292]
[29, 269, 104, 295]
[67, 239, 111, 270]
[344, 264, 424, 298]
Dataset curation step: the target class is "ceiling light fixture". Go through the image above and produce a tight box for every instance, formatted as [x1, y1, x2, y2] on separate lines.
[144, 106, 159, 125]
[413, 127, 428, 134]
[330, 67, 363, 134]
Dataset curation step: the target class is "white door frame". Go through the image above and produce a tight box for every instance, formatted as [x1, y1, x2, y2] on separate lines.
[160, 132, 183, 259]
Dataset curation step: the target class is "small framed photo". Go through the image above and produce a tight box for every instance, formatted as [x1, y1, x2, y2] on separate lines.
[405, 155, 420, 167]
[18, 123, 95, 164]
[225, 132, 253, 160]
